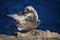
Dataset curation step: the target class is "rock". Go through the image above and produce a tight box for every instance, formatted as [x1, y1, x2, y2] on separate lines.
[0, 29, 60, 40]
[18, 29, 60, 38]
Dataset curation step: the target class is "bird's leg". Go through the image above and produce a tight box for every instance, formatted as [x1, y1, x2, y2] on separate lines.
[29, 29, 36, 35]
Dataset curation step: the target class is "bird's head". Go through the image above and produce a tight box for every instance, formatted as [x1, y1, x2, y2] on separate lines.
[24, 6, 37, 13]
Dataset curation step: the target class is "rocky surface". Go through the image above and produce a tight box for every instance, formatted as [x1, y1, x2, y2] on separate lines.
[0, 29, 60, 40]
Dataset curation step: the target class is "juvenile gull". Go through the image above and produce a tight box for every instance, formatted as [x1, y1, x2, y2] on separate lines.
[7, 6, 40, 30]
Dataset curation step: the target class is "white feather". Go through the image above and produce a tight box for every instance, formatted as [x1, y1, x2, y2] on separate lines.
[7, 14, 26, 22]
[25, 6, 38, 20]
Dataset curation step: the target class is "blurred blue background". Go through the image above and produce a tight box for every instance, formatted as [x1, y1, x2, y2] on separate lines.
[0, 0, 60, 35]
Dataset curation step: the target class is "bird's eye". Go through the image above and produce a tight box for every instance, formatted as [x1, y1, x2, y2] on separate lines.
[26, 8, 29, 11]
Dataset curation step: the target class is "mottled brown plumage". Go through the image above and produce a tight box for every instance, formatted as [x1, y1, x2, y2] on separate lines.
[7, 6, 40, 30]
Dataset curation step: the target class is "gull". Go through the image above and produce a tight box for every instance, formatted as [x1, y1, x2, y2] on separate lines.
[7, 6, 40, 31]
